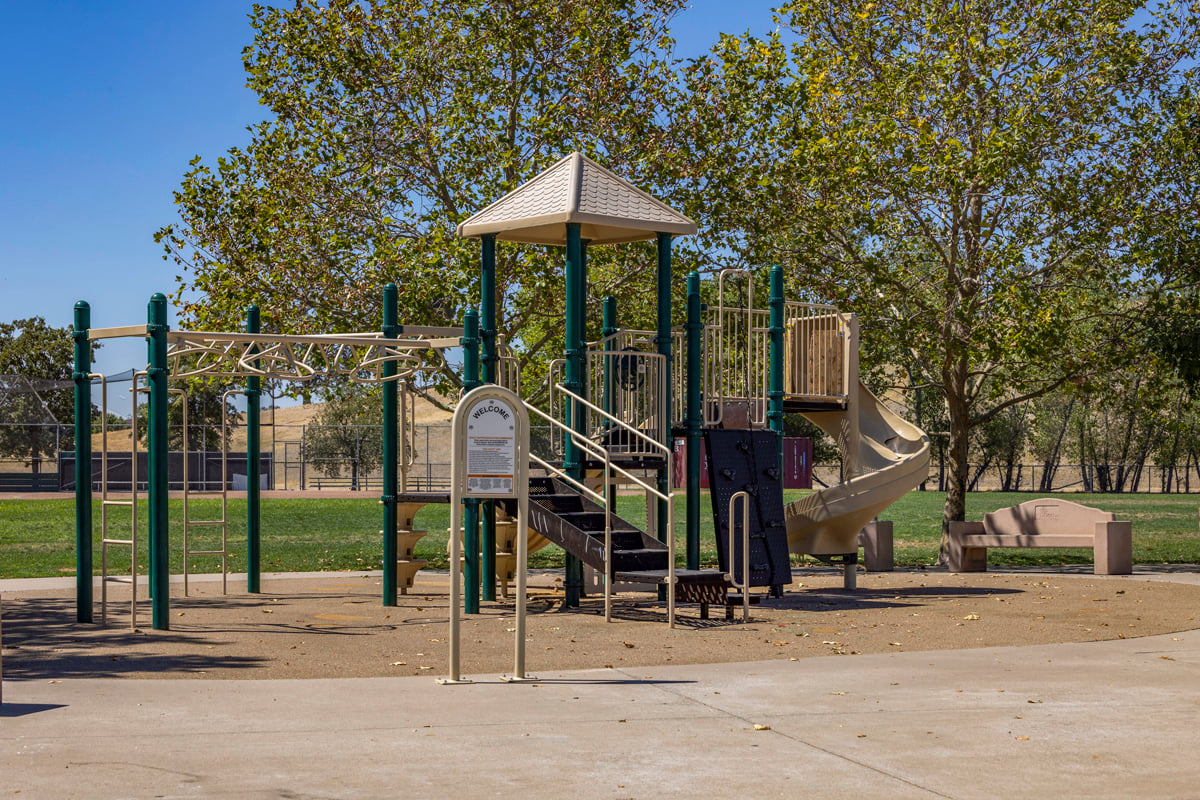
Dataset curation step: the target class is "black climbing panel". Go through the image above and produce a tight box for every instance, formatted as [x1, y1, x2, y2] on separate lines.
[704, 429, 793, 589]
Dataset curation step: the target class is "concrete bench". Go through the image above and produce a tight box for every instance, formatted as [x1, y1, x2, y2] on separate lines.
[947, 498, 1132, 575]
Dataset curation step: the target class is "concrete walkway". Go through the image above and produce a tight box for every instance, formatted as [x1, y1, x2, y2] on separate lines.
[4, 573, 1200, 798]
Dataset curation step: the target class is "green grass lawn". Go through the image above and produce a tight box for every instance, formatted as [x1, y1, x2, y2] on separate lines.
[0, 490, 1197, 580]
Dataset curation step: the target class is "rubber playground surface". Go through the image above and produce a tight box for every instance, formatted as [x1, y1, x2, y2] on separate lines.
[4, 566, 1200, 681]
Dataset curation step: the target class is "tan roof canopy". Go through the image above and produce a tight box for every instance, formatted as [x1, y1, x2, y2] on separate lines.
[456, 152, 697, 245]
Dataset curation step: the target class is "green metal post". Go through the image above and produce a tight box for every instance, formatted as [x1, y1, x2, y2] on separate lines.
[147, 293, 170, 630]
[602, 296, 618, 510]
[685, 273, 703, 570]
[462, 309, 481, 614]
[246, 305, 262, 593]
[382, 284, 399, 606]
[563, 223, 585, 607]
[480, 235, 497, 602]
[73, 301, 93, 622]
[768, 266, 785, 466]
[655, 233, 672, 547]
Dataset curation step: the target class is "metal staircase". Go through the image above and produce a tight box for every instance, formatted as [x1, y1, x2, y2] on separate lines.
[500, 476, 729, 611]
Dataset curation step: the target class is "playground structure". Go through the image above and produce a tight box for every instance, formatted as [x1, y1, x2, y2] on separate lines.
[71, 152, 929, 631]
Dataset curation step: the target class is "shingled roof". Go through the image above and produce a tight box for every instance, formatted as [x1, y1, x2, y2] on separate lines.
[456, 152, 697, 245]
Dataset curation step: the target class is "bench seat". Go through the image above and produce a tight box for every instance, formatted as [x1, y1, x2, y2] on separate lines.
[948, 498, 1132, 575]
[957, 532, 1095, 549]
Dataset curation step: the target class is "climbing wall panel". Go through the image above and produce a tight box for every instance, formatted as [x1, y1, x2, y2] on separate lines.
[704, 429, 792, 589]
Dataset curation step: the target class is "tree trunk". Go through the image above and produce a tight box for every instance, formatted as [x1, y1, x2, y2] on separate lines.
[1040, 396, 1074, 491]
[939, 385, 972, 565]
[968, 457, 991, 491]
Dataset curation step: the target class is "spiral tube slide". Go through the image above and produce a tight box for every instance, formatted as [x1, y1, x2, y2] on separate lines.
[784, 381, 930, 557]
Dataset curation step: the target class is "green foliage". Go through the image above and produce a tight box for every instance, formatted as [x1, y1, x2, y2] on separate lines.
[156, 0, 688, 397]
[0, 318, 84, 468]
[669, 0, 1200, 549]
[303, 393, 383, 488]
[134, 380, 241, 451]
[1144, 85, 1200, 392]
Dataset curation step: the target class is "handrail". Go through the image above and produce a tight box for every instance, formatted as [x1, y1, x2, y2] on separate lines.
[522, 403, 616, 622]
[554, 384, 673, 472]
[727, 491, 751, 623]
[549, 383, 676, 627]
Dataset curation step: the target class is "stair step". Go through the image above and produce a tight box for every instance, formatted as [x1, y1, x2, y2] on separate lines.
[557, 511, 608, 530]
[584, 530, 645, 549]
[613, 568, 728, 586]
[611, 548, 670, 572]
[530, 495, 586, 514]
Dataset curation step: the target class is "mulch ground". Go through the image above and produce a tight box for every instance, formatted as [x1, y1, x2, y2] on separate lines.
[4, 568, 1199, 681]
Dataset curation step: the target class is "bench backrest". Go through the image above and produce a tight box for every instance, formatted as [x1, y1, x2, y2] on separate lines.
[983, 498, 1116, 537]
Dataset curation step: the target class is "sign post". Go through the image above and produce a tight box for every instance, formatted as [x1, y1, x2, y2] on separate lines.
[440, 386, 534, 685]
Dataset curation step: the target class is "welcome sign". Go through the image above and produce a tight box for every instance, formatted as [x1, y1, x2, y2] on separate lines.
[463, 396, 517, 498]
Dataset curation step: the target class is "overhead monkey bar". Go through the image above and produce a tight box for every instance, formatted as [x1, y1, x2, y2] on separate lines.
[73, 288, 465, 629]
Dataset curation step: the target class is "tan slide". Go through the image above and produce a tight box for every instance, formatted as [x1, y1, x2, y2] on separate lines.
[784, 380, 930, 557]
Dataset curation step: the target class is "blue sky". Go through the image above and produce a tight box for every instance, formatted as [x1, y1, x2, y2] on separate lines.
[0, 1, 779, 376]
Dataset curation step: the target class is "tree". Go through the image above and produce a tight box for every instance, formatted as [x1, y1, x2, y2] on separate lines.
[304, 393, 382, 490]
[156, 0, 687, 399]
[667, 0, 1200, 559]
[1145, 85, 1200, 392]
[135, 381, 241, 452]
[0, 318, 84, 473]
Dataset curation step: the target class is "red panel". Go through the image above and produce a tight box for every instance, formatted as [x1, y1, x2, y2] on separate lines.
[671, 439, 710, 488]
[783, 437, 813, 489]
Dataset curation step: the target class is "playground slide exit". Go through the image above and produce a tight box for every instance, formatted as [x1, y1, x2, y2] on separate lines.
[784, 380, 931, 557]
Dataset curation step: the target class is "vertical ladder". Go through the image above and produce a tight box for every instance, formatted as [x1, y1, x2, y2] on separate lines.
[181, 389, 232, 597]
[99, 372, 139, 628]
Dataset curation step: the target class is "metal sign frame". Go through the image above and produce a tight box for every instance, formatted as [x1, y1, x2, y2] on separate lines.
[440, 385, 534, 684]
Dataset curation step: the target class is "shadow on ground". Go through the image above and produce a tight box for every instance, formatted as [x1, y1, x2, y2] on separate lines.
[3, 595, 271, 679]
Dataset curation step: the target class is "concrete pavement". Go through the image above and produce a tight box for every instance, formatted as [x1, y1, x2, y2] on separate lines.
[4, 621, 1200, 798]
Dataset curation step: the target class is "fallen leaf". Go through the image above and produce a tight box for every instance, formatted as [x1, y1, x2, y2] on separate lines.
[1016, 736, 1030, 741]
